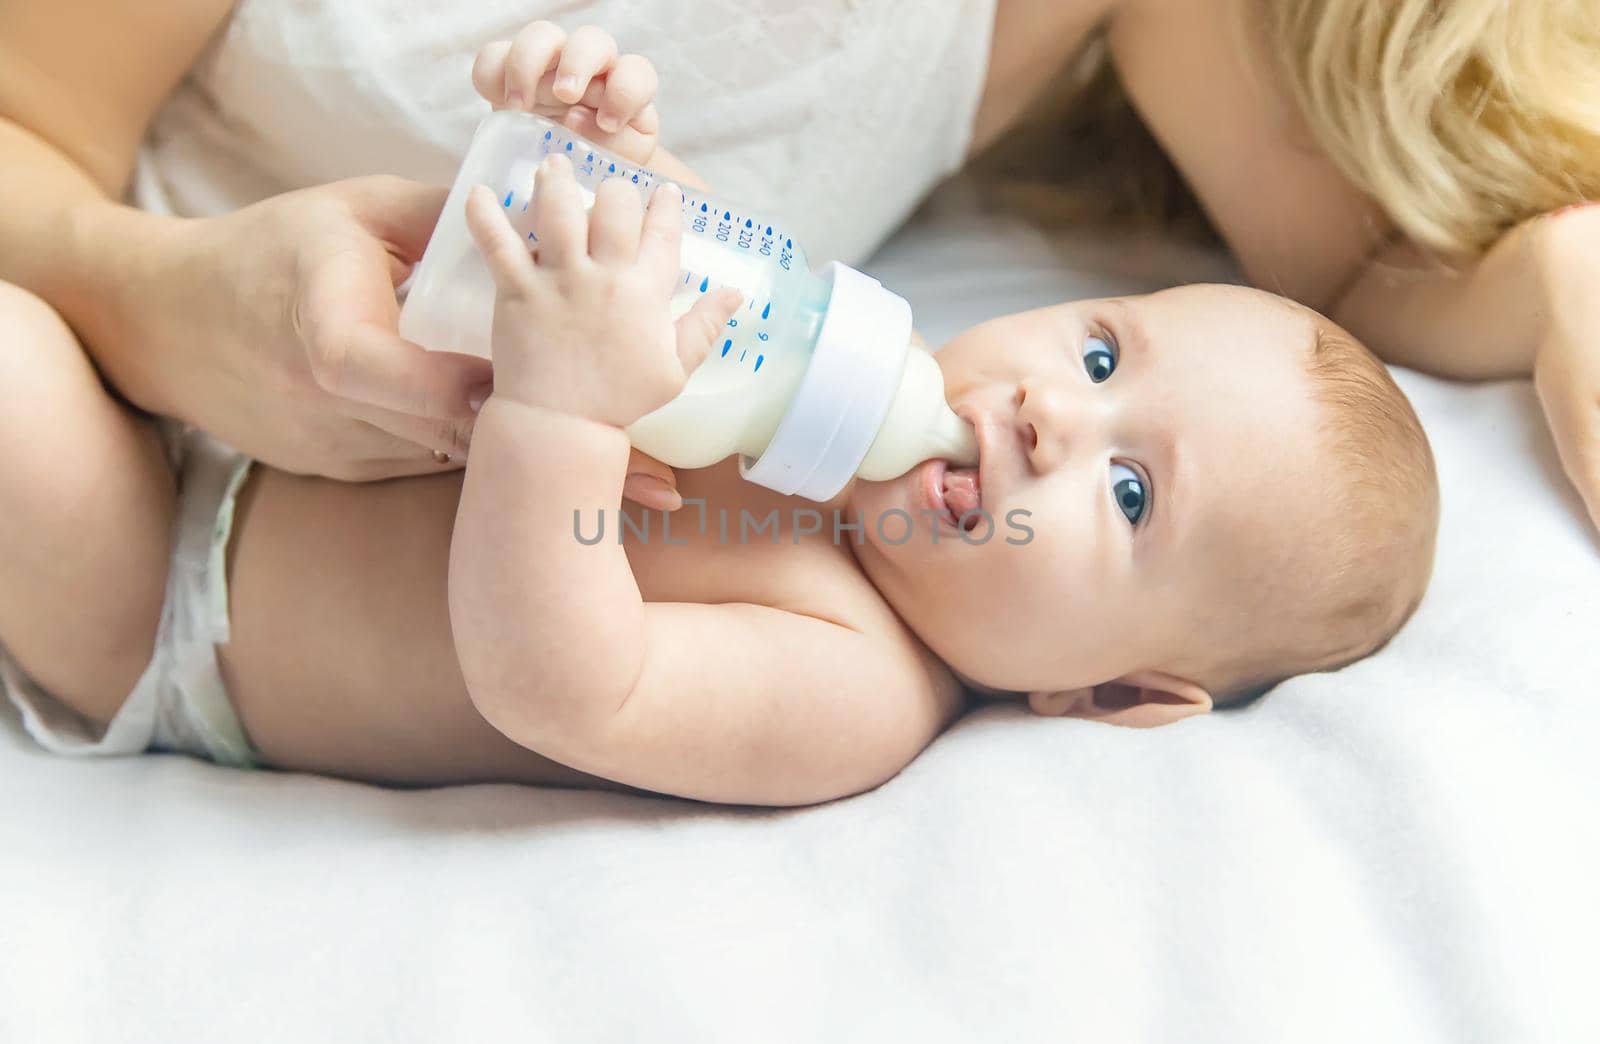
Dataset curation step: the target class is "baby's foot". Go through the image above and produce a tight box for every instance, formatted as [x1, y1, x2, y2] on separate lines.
[472, 22, 661, 166]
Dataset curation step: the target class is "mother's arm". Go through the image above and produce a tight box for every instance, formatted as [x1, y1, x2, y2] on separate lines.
[0, 0, 490, 480]
[1108, 0, 1600, 528]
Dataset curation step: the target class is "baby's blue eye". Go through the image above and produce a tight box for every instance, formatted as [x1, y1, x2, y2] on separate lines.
[1110, 463, 1146, 525]
[1082, 334, 1117, 382]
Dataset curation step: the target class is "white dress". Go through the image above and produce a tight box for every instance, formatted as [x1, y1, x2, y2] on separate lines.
[129, 0, 997, 266]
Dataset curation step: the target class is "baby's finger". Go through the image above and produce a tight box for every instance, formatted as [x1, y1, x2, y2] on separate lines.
[588, 177, 644, 265]
[502, 21, 567, 109]
[530, 154, 588, 266]
[637, 181, 684, 281]
[551, 106, 659, 168]
[552, 25, 618, 105]
[464, 184, 535, 294]
[471, 39, 514, 106]
[596, 54, 658, 134]
[627, 102, 661, 141]
[676, 288, 745, 375]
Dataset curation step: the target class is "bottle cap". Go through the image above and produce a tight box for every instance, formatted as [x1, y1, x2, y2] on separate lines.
[739, 262, 913, 501]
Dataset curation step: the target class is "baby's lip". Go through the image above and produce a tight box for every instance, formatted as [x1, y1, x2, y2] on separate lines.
[954, 402, 994, 510]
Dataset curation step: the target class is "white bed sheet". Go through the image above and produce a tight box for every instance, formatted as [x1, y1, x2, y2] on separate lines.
[3, 176, 1597, 1044]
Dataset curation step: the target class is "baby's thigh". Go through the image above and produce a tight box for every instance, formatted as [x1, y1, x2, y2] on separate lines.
[0, 280, 176, 722]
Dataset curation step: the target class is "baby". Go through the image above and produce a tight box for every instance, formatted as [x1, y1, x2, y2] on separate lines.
[0, 26, 1438, 807]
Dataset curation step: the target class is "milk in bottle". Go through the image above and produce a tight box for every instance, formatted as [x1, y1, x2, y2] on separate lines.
[398, 110, 977, 502]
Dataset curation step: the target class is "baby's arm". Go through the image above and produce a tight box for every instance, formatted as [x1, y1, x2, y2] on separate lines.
[449, 157, 952, 807]
[468, 24, 727, 512]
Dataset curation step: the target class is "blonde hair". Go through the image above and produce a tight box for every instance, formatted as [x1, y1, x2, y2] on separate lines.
[964, 37, 1218, 244]
[967, 0, 1600, 262]
[1211, 316, 1440, 704]
[1265, 0, 1600, 260]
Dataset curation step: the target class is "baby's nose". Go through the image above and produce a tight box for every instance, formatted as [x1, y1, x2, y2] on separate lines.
[1016, 377, 1090, 473]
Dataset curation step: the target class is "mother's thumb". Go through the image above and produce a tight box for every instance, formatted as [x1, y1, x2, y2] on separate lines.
[342, 174, 450, 261]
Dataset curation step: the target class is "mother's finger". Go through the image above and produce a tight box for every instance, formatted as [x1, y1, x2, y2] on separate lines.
[338, 175, 450, 266]
[622, 446, 682, 511]
[341, 396, 479, 463]
[1535, 360, 1600, 530]
[319, 320, 491, 421]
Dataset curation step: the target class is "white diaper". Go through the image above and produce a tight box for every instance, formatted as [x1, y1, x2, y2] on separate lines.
[0, 422, 260, 769]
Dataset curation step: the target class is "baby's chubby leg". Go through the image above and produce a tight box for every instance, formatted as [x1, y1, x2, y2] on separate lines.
[0, 278, 628, 791]
[0, 280, 176, 724]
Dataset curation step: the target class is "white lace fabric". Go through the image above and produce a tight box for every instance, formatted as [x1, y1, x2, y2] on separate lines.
[130, 0, 998, 266]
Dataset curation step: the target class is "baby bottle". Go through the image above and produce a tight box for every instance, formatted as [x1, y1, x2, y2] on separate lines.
[398, 109, 977, 502]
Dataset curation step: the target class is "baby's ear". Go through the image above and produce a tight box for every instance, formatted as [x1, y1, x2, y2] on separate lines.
[1027, 670, 1212, 728]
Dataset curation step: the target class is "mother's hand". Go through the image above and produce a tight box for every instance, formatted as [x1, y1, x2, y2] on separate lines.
[113, 174, 488, 481]
[104, 172, 688, 504]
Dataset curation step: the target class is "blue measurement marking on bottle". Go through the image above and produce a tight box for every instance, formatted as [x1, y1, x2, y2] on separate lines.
[761, 303, 771, 319]
[754, 354, 764, 372]
[698, 276, 709, 292]
[503, 190, 513, 207]
[721, 339, 732, 357]
[739, 350, 747, 362]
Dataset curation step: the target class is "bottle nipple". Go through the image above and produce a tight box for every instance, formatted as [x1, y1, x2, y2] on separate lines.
[855, 344, 979, 481]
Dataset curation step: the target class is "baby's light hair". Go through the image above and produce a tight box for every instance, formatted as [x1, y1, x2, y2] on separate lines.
[1264, 0, 1600, 261]
[1209, 315, 1440, 705]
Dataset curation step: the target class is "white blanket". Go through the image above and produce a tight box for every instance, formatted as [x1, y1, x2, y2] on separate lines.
[3, 177, 1596, 1043]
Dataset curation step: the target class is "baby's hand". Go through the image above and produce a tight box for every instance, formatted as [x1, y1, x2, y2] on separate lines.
[472, 23, 661, 166]
[462, 152, 742, 429]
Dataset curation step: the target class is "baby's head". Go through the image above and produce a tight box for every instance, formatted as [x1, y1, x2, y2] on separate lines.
[846, 283, 1438, 724]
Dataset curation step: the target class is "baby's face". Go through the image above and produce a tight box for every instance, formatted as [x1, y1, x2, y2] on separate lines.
[846, 283, 1330, 701]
